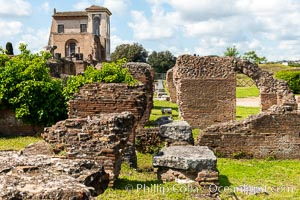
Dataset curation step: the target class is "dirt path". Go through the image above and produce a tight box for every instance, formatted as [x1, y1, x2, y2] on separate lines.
[236, 97, 260, 107]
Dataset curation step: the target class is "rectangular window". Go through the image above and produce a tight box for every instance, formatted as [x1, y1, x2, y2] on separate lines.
[57, 24, 64, 33]
[80, 24, 87, 33]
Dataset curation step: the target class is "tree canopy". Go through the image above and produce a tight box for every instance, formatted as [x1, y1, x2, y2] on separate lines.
[5, 42, 14, 55]
[111, 43, 148, 62]
[147, 50, 176, 73]
[224, 46, 240, 57]
[242, 51, 267, 64]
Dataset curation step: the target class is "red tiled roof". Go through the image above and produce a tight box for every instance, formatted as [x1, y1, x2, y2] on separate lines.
[85, 5, 112, 15]
[53, 11, 87, 17]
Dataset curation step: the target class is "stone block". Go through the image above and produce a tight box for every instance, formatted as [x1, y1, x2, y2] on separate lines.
[159, 121, 194, 145]
[153, 146, 217, 172]
[0, 151, 109, 199]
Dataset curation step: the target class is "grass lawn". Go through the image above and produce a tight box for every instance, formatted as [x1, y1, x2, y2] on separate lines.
[100, 154, 300, 200]
[236, 87, 259, 98]
[1, 89, 298, 200]
[0, 136, 42, 150]
[236, 106, 260, 120]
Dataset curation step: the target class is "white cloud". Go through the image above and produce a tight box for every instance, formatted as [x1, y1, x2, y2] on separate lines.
[110, 34, 133, 52]
[128, 1, 179, 41]
[73, 0, 91, 10]
[103, 0, 128, 14]
[0, 20, 22, 37]
[41, 1, 50, 13]
[0, 0, 31, 16]
[18, 28, 50, 53]
[129, 0, 300, 60]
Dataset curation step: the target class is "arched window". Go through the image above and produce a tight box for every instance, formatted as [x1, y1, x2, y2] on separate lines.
[65, 39, 78, 57]
[93, 16, 100, 36]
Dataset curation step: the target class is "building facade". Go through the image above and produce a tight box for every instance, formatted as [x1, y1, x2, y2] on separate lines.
[48, 5, 111, 62]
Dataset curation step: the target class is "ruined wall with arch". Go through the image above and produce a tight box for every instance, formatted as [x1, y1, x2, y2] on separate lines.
[170, 55, 297, 128]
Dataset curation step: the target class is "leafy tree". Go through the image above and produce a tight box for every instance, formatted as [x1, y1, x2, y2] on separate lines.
[275, 70, 300, 94]
[63, 58, 137, 100]
[5, 42, 14, 55]
[0, 43, 67, 126]
[147, 50, 176, 73]
[224, 46, 240, 57]
[111, 43, 148, 62]
[242, 51, 267, 64]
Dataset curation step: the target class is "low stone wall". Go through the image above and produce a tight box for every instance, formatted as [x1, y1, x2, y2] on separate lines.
[196, 106, 300, 159]
[166, 68, 177, 103]
[0, 109, 43, 136]
[0, 151, 109, 199]
[42, 112, 134, 186]
[135, 127, 162, 153]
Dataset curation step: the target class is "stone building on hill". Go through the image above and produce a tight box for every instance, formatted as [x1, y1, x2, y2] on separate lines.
[48, 5, 111, 62]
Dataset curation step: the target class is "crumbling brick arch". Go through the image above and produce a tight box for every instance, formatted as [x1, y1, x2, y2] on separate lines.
[172, 55, 297, 129]
[234, 59, 297, 111]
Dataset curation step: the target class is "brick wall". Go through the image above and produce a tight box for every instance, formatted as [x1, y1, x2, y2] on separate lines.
[196, 106, 300, 159]
[125, 62, 154, 128]
[172, 55, 297, 129]
[173, 55, 236, 129]
[42, 112, 134, 186]
[68, 82, 147, 168]
[166, 68, 177, 103]
[0, 109, 43, 136]
[68, 83, 147, 121]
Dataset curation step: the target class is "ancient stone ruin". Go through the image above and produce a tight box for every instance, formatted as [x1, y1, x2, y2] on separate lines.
[171, 55, 297, 129]
[42, 112, 134, 186]
[153, 146, 219, 196]
[125, 62, 155, 128]
[166, 68, 177, 103]
[159, 121, 194, 146]
[173, 55, 236, 128]
[196, 105, 300, 159]
[0, 151, 109, 199]
[68, 62, 154, 167]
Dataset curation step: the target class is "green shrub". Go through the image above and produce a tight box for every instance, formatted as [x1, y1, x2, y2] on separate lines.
[275, 70, 300, 94]
[63, 58, 138, 101]
[0, 44, 67, 126]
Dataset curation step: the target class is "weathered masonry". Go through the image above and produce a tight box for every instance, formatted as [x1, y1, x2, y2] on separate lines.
[42, 112, 134, 186]
[196, 106, 300, 159]
[171, 55, 297, 129]
[173, 55, 236, 129]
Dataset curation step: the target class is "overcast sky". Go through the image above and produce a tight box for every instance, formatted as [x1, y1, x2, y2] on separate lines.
[0, 0, 300, 61]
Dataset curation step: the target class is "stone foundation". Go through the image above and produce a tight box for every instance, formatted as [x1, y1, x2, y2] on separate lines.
[153, 146, 219, 196]
[42, 112, 134, 186]
[0, 109, 43, 136]
[196, 106, 300, 159]
[0, 151, 109, 199]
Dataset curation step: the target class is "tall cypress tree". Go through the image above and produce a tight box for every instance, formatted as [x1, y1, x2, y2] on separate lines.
[5, 42, 14, 55]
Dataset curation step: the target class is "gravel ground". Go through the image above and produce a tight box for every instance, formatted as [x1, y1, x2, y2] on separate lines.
[236, 97, 260, 107]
